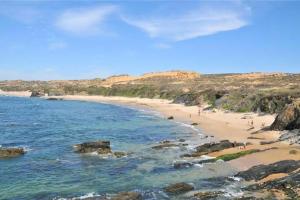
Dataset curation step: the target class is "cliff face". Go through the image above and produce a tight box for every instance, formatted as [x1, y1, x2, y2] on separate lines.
[271, 102, 300, 130]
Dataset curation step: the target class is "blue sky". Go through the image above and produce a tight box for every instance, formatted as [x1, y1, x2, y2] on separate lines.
[0, 1, 299, 80]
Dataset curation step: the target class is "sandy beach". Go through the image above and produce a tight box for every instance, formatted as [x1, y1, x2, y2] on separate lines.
[0, 90, 32, 97]
[46, 95, 299, 172]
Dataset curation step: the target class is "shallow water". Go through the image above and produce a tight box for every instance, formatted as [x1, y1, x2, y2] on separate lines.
[0, 96, 241, 199]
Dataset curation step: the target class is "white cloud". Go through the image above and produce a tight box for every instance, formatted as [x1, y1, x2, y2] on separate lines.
[55, 5, 117, 35]
[122, 4, 251, 41]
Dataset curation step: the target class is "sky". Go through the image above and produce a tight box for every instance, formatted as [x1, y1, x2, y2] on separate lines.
[0, 0, 299, 80]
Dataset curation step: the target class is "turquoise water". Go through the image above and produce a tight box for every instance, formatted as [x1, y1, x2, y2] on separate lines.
[0, 96, 240, 200]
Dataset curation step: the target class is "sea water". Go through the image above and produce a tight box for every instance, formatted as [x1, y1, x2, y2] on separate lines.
[0, 96, 240, 200]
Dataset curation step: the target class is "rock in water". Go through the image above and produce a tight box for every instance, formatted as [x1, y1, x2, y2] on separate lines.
[74, 141, 111, 154]
[183, 140, 243, 157]
[236, 160, 300, 181]
[167, 116, 174, 120]
[270, 102, 300, 130]
[0, 147, 25, 158]
[30, 91, 44, 97]
[111, 192, 142, 200]
[194, 191, 224, 199]
[164, 182, 194, 194]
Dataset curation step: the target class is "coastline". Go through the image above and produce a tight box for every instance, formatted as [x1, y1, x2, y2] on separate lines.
[1, 91, 299, 172]
[48, 95, 299, 171]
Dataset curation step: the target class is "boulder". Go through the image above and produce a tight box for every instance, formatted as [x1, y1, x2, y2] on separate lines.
[0, 147, 25, 158]
[113, 151, 127, 158]
[164, 182, 194, 194]
[111, 192, 142, 200]
[236, 160, 300, 181]
[30, 91, 44, 97]
[74, 141, 111, 154]
[152, 143, 179, 150]
[183, 140, 243, 157]
[270, 102, 300, 130]
[167, 116, 174, 120]
[194, 191, 224, 200]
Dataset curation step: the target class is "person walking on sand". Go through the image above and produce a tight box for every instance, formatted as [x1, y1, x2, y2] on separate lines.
[243, 142, 247, 149]
[198, 108, 201, 116]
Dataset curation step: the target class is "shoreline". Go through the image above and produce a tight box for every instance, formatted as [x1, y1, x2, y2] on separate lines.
[48, 95, 299, 171]
[1, 91, 299, 172]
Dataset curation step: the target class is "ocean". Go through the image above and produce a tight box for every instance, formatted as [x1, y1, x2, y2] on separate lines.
[0, 96, 241, 200]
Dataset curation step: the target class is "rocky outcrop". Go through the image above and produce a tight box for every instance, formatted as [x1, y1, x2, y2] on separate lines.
[182, 140, 244, 157]
[245, 171, 300, 199]
[0, 147, 25, 158]
[236, 160, 300, 181]
[30, 91, 44, 97]
[164, 182, 194, 194]
[279, 129, 300, 144]
[270, 102, 300, 130]
[74, 141, 112, 154]
[252, 95, 293, 114]
[193, 191, 224, 200]
[167, 116, 174, 120]
[111, 192, 142, 200]
[152, 140, 180, 150]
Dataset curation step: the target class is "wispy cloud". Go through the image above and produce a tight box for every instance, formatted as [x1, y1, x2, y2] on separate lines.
[55, 5, 117, 35]
[122, 3, 251, 41]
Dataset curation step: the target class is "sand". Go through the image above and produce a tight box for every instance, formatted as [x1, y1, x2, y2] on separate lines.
[46, 95, 299, 173]
[0, 90, 32, 97]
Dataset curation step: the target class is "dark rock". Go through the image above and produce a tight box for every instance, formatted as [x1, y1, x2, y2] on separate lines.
[164, 182, 194, 194]
[74, 141, 111, 154]
[30, 91, 44, 97]
[259, 140, 277, 145]
[152, 143, 179, 150]
[236, 160, 300, 181]
[279, 129, 300, 144]
[173, 162, 193, 169]
[47, 97, 63, 100]
[193, 191, 224, 200]
[167, 116, 174, 120]
[111, 192, 142, 200]
[113, 151, 126, 158]
[0, 147, 25, 158]
[191, 123, 198, 126]
[270, 102, 300, 131]
[178, 139, 185, 142]
[245, 171, 300, 199]
[183, 140, 243, 157]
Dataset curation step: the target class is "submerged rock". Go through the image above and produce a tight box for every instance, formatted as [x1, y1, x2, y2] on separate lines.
[270, 102, 300, 130]
[236, 160, 300, 181]
[193, 191, 224, 200]
[183, 140, 243, 157]
[113, 151, 127, 158]
[111, 192, 142, 200]
[164, 182, 194, 194]
[0, 147, 25, 158]
[74, 141, 112, 154]
[152, 143, 179, 150]
[46, 97, 63, 100]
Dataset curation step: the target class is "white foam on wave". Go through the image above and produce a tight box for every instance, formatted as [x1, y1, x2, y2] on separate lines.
[54, 192, 101, 200]
[174, 121, 203, 135]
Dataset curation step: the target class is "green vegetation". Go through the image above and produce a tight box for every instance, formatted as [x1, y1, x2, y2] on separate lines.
[1, 73, 300, 114]
[215, 149, 260, 161]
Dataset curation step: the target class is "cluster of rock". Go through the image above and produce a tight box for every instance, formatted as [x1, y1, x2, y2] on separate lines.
[238, 160, 300, 199]
[0, 147, 25, 158]
[74, 140, 126, 158]
[182, 140, 244, 157]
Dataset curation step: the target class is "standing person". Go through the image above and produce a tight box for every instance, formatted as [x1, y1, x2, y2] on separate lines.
[198, 107, 201, 116]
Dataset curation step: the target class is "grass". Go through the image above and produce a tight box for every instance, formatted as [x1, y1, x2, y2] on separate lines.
[215, 149, 260, 161]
